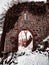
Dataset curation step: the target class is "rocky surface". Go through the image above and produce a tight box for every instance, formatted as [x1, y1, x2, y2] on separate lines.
[0, 51, 49, 65]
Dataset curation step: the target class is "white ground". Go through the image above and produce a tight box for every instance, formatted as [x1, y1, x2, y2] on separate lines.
[17, 52, 49, 65]
[2, 51, 49, 65]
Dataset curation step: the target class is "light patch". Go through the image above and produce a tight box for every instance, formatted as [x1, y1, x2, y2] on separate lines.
[29, 0, 47, 3]
[16, 0, 47, 3]
[43, 36, 49, 42]
[0, 31, 3, 34]
[18, 30, 33, 52]
[18, 30, 33, 40]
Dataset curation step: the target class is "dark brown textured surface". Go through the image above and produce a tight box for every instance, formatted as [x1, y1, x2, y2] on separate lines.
[0, 2, 49, 52]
